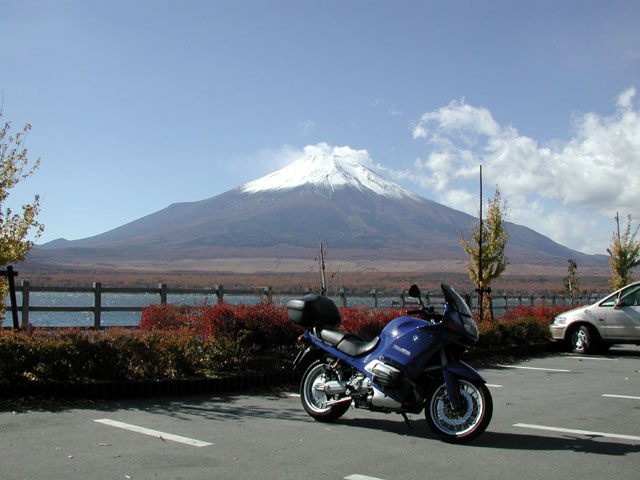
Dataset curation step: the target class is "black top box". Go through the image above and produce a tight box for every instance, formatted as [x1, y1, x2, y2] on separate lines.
[287, 294, 342, 328]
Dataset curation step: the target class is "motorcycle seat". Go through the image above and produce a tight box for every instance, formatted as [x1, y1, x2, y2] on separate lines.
[315, 326, 380, 357]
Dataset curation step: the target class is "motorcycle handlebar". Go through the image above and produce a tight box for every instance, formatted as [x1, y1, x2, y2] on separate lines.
[406, 308, 442, 323]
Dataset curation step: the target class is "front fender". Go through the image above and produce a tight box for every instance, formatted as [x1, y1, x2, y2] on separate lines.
[442, 360, 486, 384]
[441, 361, 486, 410]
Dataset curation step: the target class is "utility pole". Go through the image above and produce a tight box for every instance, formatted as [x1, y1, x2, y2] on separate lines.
[319, 243, 327, 296]
[478, 166, 484, 321]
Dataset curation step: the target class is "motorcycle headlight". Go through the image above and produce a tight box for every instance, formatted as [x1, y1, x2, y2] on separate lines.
[553, 315, 567, 326]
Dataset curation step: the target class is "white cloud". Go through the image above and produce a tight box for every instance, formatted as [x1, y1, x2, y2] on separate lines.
[405, 87, 640, 254]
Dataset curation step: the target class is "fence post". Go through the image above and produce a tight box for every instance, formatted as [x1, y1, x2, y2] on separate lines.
[5, 266, 19, 330]
[463, 293, 472, 310]
[159, 283, 167, 305]
[339, 288, 347, 307]
[215, 285, 224, 305]
[400, 290, 406, 308]
[93, 282, 102, 329]
[21, 280, 30, 328]
[262, 286, 273, 304]
[370, 289, 377, 308]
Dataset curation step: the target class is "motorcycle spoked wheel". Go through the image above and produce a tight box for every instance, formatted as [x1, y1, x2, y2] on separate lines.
[424, 378, 493, 444]
[300, 360, 351, 422]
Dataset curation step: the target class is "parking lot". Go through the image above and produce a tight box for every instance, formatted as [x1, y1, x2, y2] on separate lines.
[1, 346, 639, 480]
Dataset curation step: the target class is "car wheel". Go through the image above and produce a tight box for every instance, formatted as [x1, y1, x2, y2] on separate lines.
[570, 325, 598, 354]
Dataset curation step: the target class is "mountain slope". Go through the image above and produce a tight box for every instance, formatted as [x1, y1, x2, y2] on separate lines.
[34, 144, 604, 268]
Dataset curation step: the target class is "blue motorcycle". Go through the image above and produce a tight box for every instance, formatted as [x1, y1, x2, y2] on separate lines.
[287, 283, 492, 443]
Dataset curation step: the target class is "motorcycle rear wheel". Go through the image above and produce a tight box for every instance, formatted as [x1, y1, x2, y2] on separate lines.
[424, 378, 492, 444]
[300, 360, 351, 422]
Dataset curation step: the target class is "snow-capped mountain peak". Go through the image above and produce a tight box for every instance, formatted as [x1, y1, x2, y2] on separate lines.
[240, 143, 418, 199]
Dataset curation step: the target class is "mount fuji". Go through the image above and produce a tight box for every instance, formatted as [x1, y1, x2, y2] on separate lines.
[33, 143, 603, 270]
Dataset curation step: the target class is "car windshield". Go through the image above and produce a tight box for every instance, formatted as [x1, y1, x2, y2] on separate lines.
[600, 284, 640, 307]
[619, 285, 640, 306]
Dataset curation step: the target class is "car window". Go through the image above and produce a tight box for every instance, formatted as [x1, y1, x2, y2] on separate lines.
[619, 285, 640, 307]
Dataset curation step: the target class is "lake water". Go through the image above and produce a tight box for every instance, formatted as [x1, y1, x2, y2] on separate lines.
[3, 291, 422, 327]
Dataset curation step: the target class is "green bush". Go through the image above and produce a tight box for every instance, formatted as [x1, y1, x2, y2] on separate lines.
[0, 301, 561, 385]
[476, 317, 551, 349]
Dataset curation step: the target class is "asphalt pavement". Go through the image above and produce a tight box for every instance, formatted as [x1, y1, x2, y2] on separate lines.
[1, 346, 639, 480]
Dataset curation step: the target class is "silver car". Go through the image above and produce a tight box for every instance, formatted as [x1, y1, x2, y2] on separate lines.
[551, 282, 640, 353]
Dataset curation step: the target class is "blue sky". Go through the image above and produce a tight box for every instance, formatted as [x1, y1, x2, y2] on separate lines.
[2, 1, 639, 255]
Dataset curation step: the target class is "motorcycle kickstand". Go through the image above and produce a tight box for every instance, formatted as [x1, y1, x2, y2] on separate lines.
[401, 413, 413, 430]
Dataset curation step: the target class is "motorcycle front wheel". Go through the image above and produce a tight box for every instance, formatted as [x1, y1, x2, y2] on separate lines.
[424, 378, 493, 444]
[300, 360, 351, 422]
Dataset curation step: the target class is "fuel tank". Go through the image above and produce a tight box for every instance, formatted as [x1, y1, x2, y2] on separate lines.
[375, 316, 443, 378]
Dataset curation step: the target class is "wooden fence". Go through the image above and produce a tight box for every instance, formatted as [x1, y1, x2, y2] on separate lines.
[4, 278, 604, 330]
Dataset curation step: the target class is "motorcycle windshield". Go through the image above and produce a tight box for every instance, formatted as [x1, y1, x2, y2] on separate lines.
[441, 284, 479, 342]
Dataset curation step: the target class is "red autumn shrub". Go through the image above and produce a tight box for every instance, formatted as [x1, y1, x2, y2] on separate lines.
[340, 307, 404, 340]
[139, 303, 196, 330]
[190, 301, 301, 347]
[140, 302, 405, 343]
[140, 301, 302, 347]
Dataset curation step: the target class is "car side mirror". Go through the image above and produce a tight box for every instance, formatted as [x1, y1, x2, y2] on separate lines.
[614, 298, 623, 310]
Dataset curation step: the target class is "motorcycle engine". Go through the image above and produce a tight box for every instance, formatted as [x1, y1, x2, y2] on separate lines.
[371, 362, 402, 389]
[343, 367, 406, 411]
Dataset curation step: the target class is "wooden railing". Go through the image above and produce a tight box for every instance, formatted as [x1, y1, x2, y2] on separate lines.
[15, 282, 273, 329]
[4, 278, 604, 330]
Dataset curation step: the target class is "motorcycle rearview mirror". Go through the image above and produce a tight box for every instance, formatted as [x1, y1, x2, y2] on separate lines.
[408, 284, 425, 308]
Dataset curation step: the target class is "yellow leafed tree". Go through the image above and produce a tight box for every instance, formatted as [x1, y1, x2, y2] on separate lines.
[0, 114, 44, 320]
[459, 185, 509, 320]
[607, 213, 640, 290]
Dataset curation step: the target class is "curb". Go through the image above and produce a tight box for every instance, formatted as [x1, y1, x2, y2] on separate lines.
[0, 371, 299, 401]
[0, 343, 560, 400]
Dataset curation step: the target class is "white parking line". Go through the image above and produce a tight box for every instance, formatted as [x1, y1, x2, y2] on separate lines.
[94, 419, 213, 447]
[345, 475, 388, 480]
[497, 365, 571, 372]
[565, 356, 618, 361]
[486, 384, 503, 388]
[514, 423, 640, 441]
[602, 394, 640, 400]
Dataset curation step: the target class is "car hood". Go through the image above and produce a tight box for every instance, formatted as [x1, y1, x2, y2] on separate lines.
[562, 304, 597, 321]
